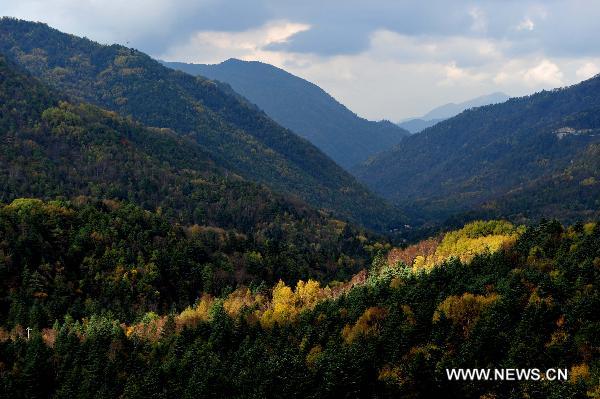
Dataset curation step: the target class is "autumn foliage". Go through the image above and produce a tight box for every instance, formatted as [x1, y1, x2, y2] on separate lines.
[388, 220, 522, 271]
[433, 292, 499, 336]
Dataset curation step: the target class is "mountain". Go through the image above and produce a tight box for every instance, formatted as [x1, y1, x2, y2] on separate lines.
[1, 23, 598, 398]
[398, 92, 510, 133]
[0, 53, 262, 230]
[0, 18, 402, 231]
[0, 53, 386, 291]
[355, 77, 600, 225]
[163, 58, 410, 169]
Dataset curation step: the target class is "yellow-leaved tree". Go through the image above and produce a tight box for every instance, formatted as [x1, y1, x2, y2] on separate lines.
[259, 279, 331, 328]
[341, 306, 388, 344]
[433, 292, 499, 336]
[390, 220, 524, 272]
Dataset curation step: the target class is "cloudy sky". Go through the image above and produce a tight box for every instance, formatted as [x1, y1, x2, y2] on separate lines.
[2, 0, 600, 120]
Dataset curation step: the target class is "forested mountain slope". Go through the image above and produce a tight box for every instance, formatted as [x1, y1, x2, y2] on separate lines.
[0, 18, 401, 231]
[0, 54, 387, 293]
[1, 53, 265, 229]
[1, 217, 598, 398]
[356, 75, 600, 225]
[163, 59, 410, 169]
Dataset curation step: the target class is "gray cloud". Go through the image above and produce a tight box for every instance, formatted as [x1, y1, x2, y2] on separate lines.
[263, 0, 476, 56]
[5, 0, 599, 59]
[268, 0, 600, 60]
[259, 0, 599, 60]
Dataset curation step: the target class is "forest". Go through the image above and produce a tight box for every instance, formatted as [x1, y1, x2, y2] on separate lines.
[1, 216, 598, 398]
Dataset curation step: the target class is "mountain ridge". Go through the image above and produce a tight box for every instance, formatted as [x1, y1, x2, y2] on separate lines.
[162, 58, 410, 169]
[0, 18, 402, 231]
[0, 52, 385, 289]
[356, 76, 600, 225]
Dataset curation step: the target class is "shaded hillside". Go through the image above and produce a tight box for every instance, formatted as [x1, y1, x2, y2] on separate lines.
[164, 59, 409, 169]
[1, 54, 265, 230]
[356, 77, 600, 225]
[0, 55, 387, 291]
[0, 18, 401, 231]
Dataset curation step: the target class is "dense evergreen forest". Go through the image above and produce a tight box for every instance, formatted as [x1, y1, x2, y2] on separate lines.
[1, 216, 598, 398]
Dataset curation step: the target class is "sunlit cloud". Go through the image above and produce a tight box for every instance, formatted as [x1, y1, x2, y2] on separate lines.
[576, 61, 600, 80]
[523, 59, 563, 86]
[160, 20, 310, 65]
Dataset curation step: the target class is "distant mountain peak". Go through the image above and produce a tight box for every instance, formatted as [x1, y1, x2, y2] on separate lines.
[397, 92, 510, 133]
[422, 92, 510, 120]
[221, 58, 250, 65]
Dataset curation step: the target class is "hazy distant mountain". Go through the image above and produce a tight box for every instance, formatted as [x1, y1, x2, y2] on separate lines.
[356, 79, 600, 225]
[163, 59, 410, 169]
[421, 92, 511, 120]
[398, 92, 510, 133]
[395, 117, 446, 134]
[0, 18, 402, 231]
